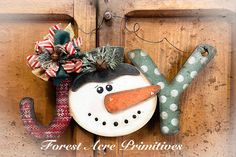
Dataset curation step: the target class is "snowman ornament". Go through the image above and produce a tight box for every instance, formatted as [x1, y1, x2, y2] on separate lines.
[69, 47, 160, 137]
[19, 25, 216, 139]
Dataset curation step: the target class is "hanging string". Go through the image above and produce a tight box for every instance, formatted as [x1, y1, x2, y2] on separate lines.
[77, 18, 104, 35]
[77, 13, 186, 53]
[124, 21, 186, 53]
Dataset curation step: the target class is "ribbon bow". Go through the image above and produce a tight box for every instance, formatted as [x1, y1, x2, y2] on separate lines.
[26, 24, 83, 81]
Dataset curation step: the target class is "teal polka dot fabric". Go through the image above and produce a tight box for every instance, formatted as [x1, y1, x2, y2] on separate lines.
[128, 44, 216, 135]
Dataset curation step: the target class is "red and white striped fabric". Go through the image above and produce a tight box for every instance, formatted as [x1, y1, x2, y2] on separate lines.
[45, 64, 59, 78]
[62, 60, 82, 73]
[26, 24, 83, 80]
[73, 37, 82, 47]
[26, 55, 41, 68]
[35, 40, 54, 53]
[62, 61, 75, 73]
[48, 24, 61, 43]
[74, 60, 83, 73]
[35, 24, 61, 53]
[64, 42, 76, 55]
[64, 38, 83, 55]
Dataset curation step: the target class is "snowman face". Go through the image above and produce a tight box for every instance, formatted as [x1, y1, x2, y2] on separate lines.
[69, 73, 157, 137]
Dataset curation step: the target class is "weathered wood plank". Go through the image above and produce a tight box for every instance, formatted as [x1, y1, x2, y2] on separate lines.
[118, 0, 236, 14]
[231, 15, 236, 156]
[0, 22, 74, 157]
[124, 15, 232, 157]
[73, 0, 96, 157]
[74, 0, 96, 51]
[0, 0, 235, 157]
[0, 0, 73, 16]
[97, 0, 235, 157]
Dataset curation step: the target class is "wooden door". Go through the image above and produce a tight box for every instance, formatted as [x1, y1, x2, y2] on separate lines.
[0, 0, 235, 157]
[97, 1, 236, 157]
[0, 0, 95, 157]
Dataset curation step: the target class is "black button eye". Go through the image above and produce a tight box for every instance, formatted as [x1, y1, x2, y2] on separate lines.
[97, 87, 104, 94]
[106, 85, 113, 91]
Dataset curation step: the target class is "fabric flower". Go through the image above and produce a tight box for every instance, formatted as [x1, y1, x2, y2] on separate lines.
[26, 24, 83, 81]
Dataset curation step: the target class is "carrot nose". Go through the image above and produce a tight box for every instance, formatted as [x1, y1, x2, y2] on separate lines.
[104, 85, 160, 113]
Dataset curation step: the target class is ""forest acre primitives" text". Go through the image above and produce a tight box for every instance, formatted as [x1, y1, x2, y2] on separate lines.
[41, 139, 183, 151]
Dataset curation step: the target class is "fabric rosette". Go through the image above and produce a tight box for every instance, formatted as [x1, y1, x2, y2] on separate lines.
[26, 24, 83, 84]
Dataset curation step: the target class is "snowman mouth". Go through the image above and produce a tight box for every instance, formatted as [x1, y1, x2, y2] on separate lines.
[84, 85, 159, 128]
[87, 110, 142, 127]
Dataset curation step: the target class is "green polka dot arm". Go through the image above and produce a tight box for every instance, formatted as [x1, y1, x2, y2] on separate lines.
[128, 44, 216, 135]
[129, 49, 168, 86]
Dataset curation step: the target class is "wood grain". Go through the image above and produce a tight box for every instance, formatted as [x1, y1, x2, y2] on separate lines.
[0, 0, 75, 157]
[0, 0, 73, 16]
[73, 0, 96, 157]
[97, 0, 236, 157]
[0, 0, 235, 157]
[124, 15, 232, 157]
[0, 22, 74, 157]
[231, 14, 236, 156]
